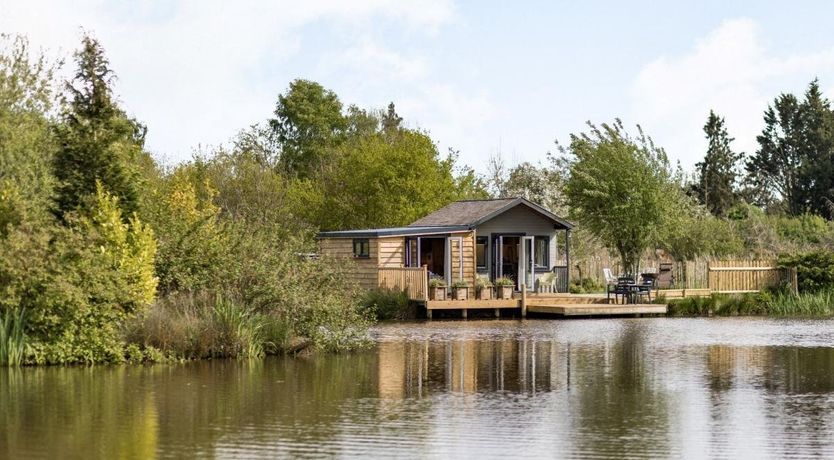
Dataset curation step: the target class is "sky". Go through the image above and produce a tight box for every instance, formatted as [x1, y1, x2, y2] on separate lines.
[3, 0, 834, 173]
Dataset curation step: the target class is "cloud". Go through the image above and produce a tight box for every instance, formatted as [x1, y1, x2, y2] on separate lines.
[0, 0, 457, 160]
[630, 18, 834, 170]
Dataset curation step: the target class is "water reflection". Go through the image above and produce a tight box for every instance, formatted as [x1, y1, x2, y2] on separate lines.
[3, 318, 834, 458]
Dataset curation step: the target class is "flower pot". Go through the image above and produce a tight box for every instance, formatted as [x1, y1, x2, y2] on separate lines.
[498, 286, 513, 300]
[477, 287, 493, 300]
[452, 287, 468, 300]
[429, 286, 446, 301]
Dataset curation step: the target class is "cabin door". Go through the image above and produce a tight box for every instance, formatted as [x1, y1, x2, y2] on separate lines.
[518, 236, 535, 292]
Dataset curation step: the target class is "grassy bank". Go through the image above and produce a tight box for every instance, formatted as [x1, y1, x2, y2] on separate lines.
[667, 290, 834, 317]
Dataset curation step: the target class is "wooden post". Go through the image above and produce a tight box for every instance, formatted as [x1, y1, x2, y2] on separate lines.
[495, 308, 500, 318]
[462, 308, 468, 319]
[521, 284, 527, 318]
[427, 307, 432, 320]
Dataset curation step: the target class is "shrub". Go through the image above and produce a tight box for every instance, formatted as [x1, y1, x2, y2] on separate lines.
[494, 276, 514, 287]
[360, 289, 413, 320]
[569, 278, 604, 294]
[779, 251, 834, 293]
[451, 279, 469, 289]
[428, 277, 446, 288]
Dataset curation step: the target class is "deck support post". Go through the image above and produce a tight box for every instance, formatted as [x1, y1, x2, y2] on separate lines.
[427, 308, 432, 320]
[462, 308, 468, 319]
[494, 308, 500, 318]
[521, 285, 527, 318]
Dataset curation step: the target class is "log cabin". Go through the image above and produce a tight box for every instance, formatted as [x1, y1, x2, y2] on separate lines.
[316, 197, 574, 294]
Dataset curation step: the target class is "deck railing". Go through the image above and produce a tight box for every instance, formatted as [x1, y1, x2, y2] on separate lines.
[378, 266, 428, 300]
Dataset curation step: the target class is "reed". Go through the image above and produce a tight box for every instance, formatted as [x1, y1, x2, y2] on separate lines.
[0, 308, 27, 366]
[667, 290, 834, 317]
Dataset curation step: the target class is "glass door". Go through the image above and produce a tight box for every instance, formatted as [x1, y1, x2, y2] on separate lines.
[518, 236, 535, 291]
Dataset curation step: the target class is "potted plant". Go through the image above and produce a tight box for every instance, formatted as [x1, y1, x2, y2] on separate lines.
[476, 277, 493, 300]
[495, 276, 514, 299]
[451, 279, 469, 300]
[428, 277, 447, 300]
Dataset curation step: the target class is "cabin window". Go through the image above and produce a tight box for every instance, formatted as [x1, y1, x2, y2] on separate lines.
[476, 237, 488, 271]
[353, 238, 370, 258]
[534, 236, 549, 269]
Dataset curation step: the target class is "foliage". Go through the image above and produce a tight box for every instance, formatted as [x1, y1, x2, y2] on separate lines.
[569, 278, 604, 294]
[746, 80, 834, 216]
[126, 292, 291, 360]
[270, 79, 346, 178]
[53, 33, 146, 219]
[779, 251, 834, 293]
[0, 308, 26, 366]
[494, 276, 514, 287]
[360, 289, 414, 320]
[475, 277, 493, 290]
[300, 128, 486, 230]
[451, 279, 469, 289]
[0, 35, 57, 218]
[428, 277, 446, 288]
[667, 291, 834, 317]
[488, 157, 567, 214]
[692, 110, 743, 216]
[562, 120, 680, 274]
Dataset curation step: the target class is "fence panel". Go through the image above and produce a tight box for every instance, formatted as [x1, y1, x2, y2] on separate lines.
[707, 259, 792, 293]
[378, 266, 428, 300]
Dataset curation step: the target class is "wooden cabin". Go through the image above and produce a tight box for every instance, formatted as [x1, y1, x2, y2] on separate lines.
[317, 198, 574, 294]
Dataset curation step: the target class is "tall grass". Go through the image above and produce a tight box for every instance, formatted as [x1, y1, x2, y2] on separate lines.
[126, 292, 291, 361]
[667, 290, 834, 317]
[0, 308, 27, 366]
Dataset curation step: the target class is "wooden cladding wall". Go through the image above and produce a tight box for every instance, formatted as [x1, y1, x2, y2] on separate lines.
[451, 232, 476, 285]
[318, 237, 379, 290]
[378, 237, 405, 267]
[707, 259, 796, 293]
[378, 266, 428, 300]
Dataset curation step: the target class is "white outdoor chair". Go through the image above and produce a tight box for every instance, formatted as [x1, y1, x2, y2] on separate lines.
[603, 268, 617, 286]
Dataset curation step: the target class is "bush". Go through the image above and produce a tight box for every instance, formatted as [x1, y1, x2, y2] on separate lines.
[779, 251, 834, 293]
[569, 278, 604, 294]
[360, 289, 414, 320]
[0, 308, 26, 366]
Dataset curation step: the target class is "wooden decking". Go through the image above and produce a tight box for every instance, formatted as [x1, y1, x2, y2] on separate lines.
[421, 291, 669, 318]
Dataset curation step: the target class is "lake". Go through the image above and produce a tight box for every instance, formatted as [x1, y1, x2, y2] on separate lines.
[4, 317, 834, 459]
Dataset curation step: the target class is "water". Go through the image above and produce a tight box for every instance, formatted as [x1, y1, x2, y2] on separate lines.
[4, 318, 834, 459]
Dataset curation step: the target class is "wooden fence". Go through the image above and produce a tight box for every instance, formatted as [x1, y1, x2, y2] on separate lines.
[573, 253, 797, 292]
[708, 259, 797, 293]
[378, 266, 428, 300]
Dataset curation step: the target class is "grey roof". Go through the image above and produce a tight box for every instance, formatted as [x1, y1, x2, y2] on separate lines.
[408, 197, 574, 229]
[317, 225, 470, 239]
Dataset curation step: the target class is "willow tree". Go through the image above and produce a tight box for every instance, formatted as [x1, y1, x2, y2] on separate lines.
[562, 120, 679, 275]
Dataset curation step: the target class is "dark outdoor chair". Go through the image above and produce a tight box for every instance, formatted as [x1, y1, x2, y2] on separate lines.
[635, 278, 654, 303]
[608, 279, 632, 304]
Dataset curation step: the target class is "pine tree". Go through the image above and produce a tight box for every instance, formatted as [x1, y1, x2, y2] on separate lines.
[381, 102, 403, 133]
[746, 80, 834, 216]
[54, 34, 145, 219]
[693, 111, 742, 216]
[796, 80, 834, 217]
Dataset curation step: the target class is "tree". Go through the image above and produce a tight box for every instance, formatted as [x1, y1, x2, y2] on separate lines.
[53, 34, 146, 219]
[746, 80, 834, 216]
[0, 35, 58, 220]
[692, 110, 742, 216]
[796, 80, 834, 217]
[269, 79, 346, 178]
[302, 128, 483, 230]
[381, 102, 403, 133]
[562, 120, 678, 275]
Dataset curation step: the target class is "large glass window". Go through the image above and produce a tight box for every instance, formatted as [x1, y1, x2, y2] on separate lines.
[534, 236, 549, 269]
[353, 238, 370, 258]
[476, 236, 488, 271]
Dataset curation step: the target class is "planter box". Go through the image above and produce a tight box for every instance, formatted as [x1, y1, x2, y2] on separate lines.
[452, 287, 468, 301]
[477, 288, 493, 300]
[497, 286, 513, 300]
[429, 286, 447, 301]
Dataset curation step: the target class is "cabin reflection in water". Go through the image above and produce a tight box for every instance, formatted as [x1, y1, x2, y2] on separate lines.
[377, 339, 572, 398]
